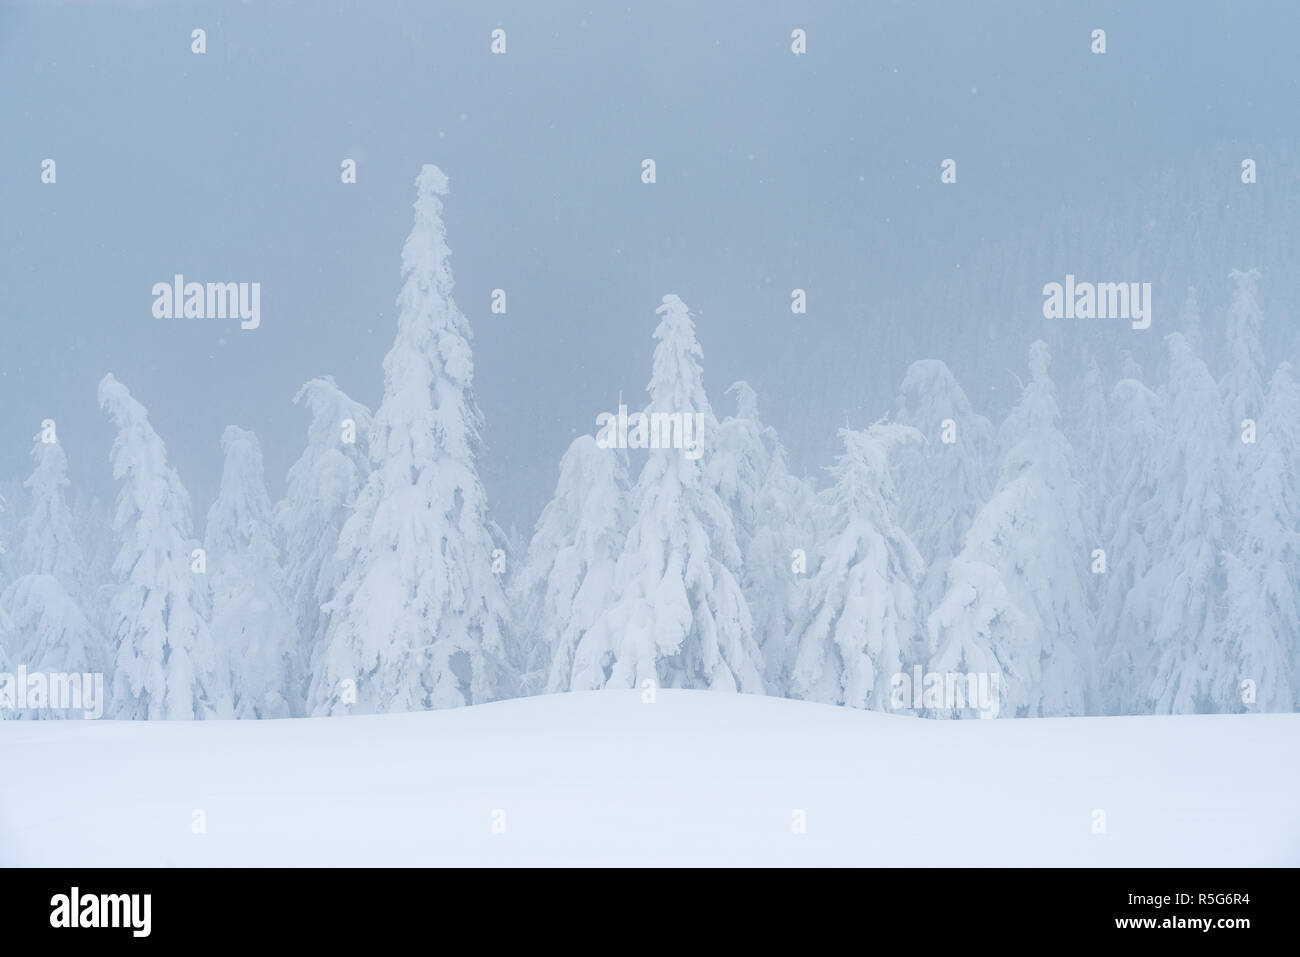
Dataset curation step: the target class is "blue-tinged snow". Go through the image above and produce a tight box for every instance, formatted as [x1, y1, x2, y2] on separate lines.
[1, 690, 1295, 867]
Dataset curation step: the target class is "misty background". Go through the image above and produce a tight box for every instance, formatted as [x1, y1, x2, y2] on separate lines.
[2, 0, 1297, 532]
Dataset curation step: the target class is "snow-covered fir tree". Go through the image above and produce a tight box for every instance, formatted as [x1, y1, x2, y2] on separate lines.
[1070, 353, 1109, 624]
[725, 384, 815, 692]
[19, 430, 86, 596]
[276, 376, 372, 706]
[1095, 375, 1164, 711]
[0, 575, 105, 719]
[0, 598, 8, 692]
[1226, 361, 1300, 710]
[0, 428, 107, 718]
[98, 373, 228, 719]
[1071, 353, 1108, 498]
[511, 435, 629, 694]
[787, 423, 924, 710]
[1117, 335, 1231, 713]
[709, 382, 772, 556]
[0, 480, 16, 584]
[1220, 268, 1266, 454]
[926, 554, 1031, 718]
[706, 381, 814, 689]
[1219, 551, 1290, 714]
[70, 492, 115, 626]
[573, 294, 764, 692]
[1119, 349, 1144, 382]
[929, 341, 1094, 716]
[1179, 286, 1203, 358]
[311, 164, 509, 714]
[205, 426, 297, 718]
[891, 359, 996, 630]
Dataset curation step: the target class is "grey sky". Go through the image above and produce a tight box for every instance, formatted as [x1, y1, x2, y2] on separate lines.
[2, 0, 1297, 531]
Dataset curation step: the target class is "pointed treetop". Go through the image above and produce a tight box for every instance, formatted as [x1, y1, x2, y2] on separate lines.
[647, 293, 709, 417]
[20, 428, 80, 581]
[828, 422, 922, 520]
[1165, 330, 1195, 366]
[292, 374, 344, 410]
[25, 428, 69, 488]
[836, 422, 921, 471]
[726, 381, 759, 421]
[210, 426, 271, 536]
[97, 372, 135, 418]
[1119, 349, 1143, 381]
[220, 423, 260, 458]
[1228, 267, 1261, 290]
[417, 163, 450, 197]
[1027, 339, 1051, 381]
[999, 341, 1060, 451]
[899, 358, 958, 392]
[398, 164, 458, 333]
[1082, 350, 1101, 378]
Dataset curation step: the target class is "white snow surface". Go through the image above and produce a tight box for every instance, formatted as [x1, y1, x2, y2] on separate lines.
[2, 690, 1296, 866]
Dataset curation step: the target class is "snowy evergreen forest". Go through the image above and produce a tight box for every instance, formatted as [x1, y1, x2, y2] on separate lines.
[2, 163, 1297, 720]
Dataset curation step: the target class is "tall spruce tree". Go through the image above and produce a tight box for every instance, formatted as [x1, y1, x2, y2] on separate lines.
[1119, 335, 1231, 712]
[312, 165, 509, 714]
[928, 342, 1094, 716]
[574, 295, 763, 692]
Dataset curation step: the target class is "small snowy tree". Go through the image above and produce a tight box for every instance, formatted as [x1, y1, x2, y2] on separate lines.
[926, 557, 1031, 718]
[276, 376, 372, 705]
[205, 426, 297, 718]
[1, 430, 107, 718]
[511, 435, 629, 694]
[1221, 269, 1266, 446]
[19, 432, 86, 594]
[1179, 286, 1203, 358]
[311, 165, 509, 714]
[574, 294, 764, 692]
[98, 373, 227, 719]
[787, 424, 924, 709]
[0, 574, 106, 719]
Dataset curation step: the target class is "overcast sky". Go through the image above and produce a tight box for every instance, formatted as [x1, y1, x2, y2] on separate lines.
[3, 0, 1297, 531]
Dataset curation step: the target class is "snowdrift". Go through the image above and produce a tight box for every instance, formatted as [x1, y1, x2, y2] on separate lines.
[2, 690, 1296, 866]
